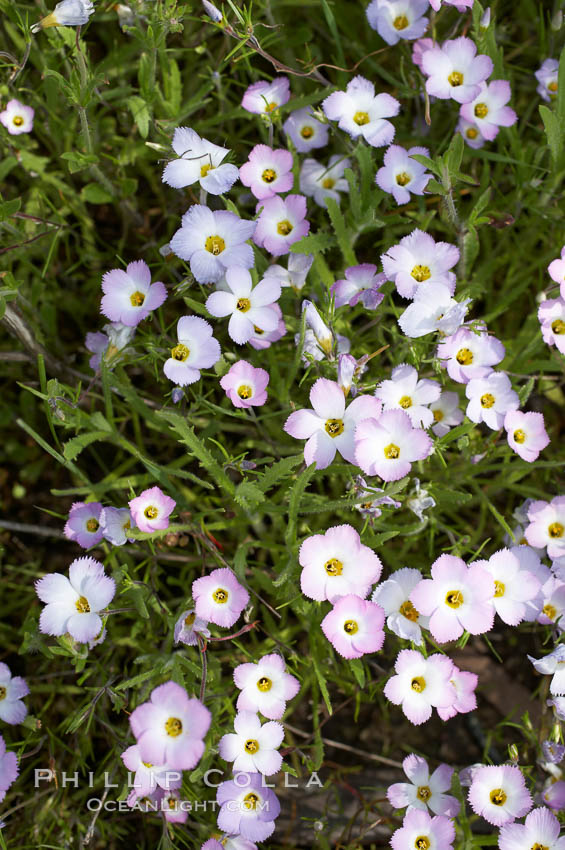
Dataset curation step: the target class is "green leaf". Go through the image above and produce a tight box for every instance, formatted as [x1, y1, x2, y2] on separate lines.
[289, 231, 336, 254]
[256, 454, 303, 493]
[285, 463, 316, 548]
[61, 150, 99, 174]
[325, 196, 356, 266]
[127, 96, 151, 139]
[350, 658, 365, 689]
[115, 669, 155, 692]
[0, 197, 21, 221]
[234, 481, 266, 509]
[63, 430, 111, 461]
[312, 655, 332, 715]
[539, 105, 562, 165]
[81, 183, 113, 204]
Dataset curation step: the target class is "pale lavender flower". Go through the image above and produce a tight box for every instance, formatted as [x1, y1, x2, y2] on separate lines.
[263, 253, 313, 293]
[321, 595, 385, 659]
[422, 37, 493, 104]
[233, 653, 300, 719]
[355, 409, 433, 482]
[391, 809, 455, 850]
[436, 325, 505, 384]
[217, 773, 281, 841]
[542, 782, 565, 811]
[351, 476, 401, 519]
[499, 806, 565, 850]
[218, 711, 284, 775]
[375, 363, 440, 428]
[0, 99, 34, 135]
[430, 391, 463, 437]
[468, 765, 532, 826]
[301, 300, 333, 355]
[474, 547, 541, 625]
[538, 297, 565, 355]
[504, 410, 550, 463]
[387, 753, 460, 816]
[458, 116, 486, 148]
[436, 664, 478, 721]
[254, 194, 310, 256]
[332, 264, 386, 309]
[164, 316, 221, 385]
[129, 486, 175, 533]
[239, 145, 294, 200]
[170, 205, 256, 284]
[535, 59, 559, 102]
[100, 260, 167, 327]
[529, 646, 565, 696]
[381, 229, 458, 300]
[220, 360, 269, 409]
[298, 328, 350, 363]
[121, 744, 182, 796]
[412, 37, 435, 71]
[322, 75, 400, 147]
[202, 0, 222, 22]
[283, 106, 329, 153]
[248, 303, 286, 350]
[430, 0, 473, 8]
[460, 80, 517, 142]
[407, 478, 436, 521]
[299, 155, 350, 208]
[548, 246, 565, 293]
[376, 145, 431, 205]
[31, 0, 94, 32]
[398, 284, 470, 338]
[174, 609, 211, 646]
[0, 664, 29, 725]
[162, 127, 238, 194]
[241, 77, 290, 115]
[206, 267, 281, 344]
[541, 741, 565, 764]
[384, 650, 456, 725]
[337, 353, 357, 395]
[372, 568, 429, 645]
[192, 567, 250, 628]
[366, 0, 429, 46]
[64, 501, 104, 549]
[0, 735, 18, 802]
[99, 506, 135, 547]
[299, 523, 382, 603]
[465, 372, 519, 430]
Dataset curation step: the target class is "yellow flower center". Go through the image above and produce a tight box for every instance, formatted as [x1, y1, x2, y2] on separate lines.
[393, 13, 409, 29]
[531, 844, 550, 850]
[548, 81, 558, 92]
[417, 785, 431, 802]
[396, 171, 411, 186]
[399, 600, 420, 622]
[466, 127, 479, 139]
[86, 518, 99, 533]
[144, 505, 158, 519]
[184, 612, 196, 627]
[322, 177, 335, 189]
[548, 522, 564, 538]
[399, 395, 412, 409]
[212, 588, 229, 603]
[552, 319, 565, 334]
[142, 761, 153, 768]
[325, 418, 344, 437]
[262, 168, 277, 183]
[415, 838, 430, 850]
[489, 788, 507, 806]
[456, 347, 474, 365]
[165, 717, 183, 737]
[411, 264, 431, 282]
[277, 219, 293, 236]
[265, 102, 278, 113]
[257, 676, 272, 692]
[353, 111, 370, 126]
[448, 71, 464, 86]
[301, 125, 314, 138]
[237, 384, 253, 399]
[75, 596, 90, 613]
[543, 603, 557, 621]
[474, 103, 488, 119]
[513, 429, 526, 444]
[167, 796, 178, 810]
[445, 589, 464, 608]
[0, 687, 6, 700]
[480, 393, 495, 408]
[411, 677, 425, 692]
[236, 297, 251, 312]
[433, 408, 444, 422]
[243, 792, 260, 810]
[200, 163, 215, 177]
[171, 343, 190, 362]
[130, 291, 145, 307]
[13, 115, 24, 127]
[205, 235, 225, 255]
[253, 325, 264, 335]
[494, 581, 505, 598]
[343, 620, 358, 635]
[325, 558, 343, 576]
[384, 443, 400, 459]
[244, 739, 259, 754]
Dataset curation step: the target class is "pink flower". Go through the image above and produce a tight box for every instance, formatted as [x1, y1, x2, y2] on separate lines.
[542, 782, 565, 811]
[376, 145, 431, 205]
[239, 144, 294, 200]
[218, 710, 284, 775]
[436, 664, 478, 721]
[422, 37, 493, 104]
[129, 486, 175, 533]
[234, 653, 299, 719]
[387, 753, 460, 816]
[284, 377, 382, 470]
[35, 557, 116, 644]
[548, 245, 565, 293]
[217, 773, 280, 841]
[412, 38, 435, 71]
[100, 260, 167, 327]
[130, 681, 211, 770]
[0, 735, 18, 802]
[499, 806, 565, 850]
[366, 0, 429, 47]
[372, 568, 429, 646]
[321, 595, 385, 659]
[283, 106, 329, 153]
[460, 80, 517, 142]
[504, 410, 550, 463]
[436, 325, 505, 384]
[248, 303, 286, 350]
[121, 744, 182, 796]
[64, 501, 104, 549]
[191, 568, 250, 628]
[410, 554, 494, 643]
[375, 364, 440, 428]
[0, 663, 29, 725]
[538, 297, 565, 354]
[465, 371, 519, 430]
[254, 194, 310, 256]
[160, 788, 189, 823]
[173, 609, 210, 646]
[163, 316, 221, 386]
[207, 267, 281, 345]
[299, 523, 382, 603]
[535, 59, 559, 102]
[525, 497, 565, 560]
[381, 229, 458, 300]
[355, 409, 433, 482]
[220, 360, 269, 409]
[458, 116, 486, 149]
[241, 77, 290, 115]
[468, 764, 532, 826]
[322, 76, 400, 147]
[474, 547, 541, 625]
[0, 99, 34, 135]
[332, 264, 386, 309]
[430, 391, 463, 437]
[299, 155, 350, 208]
[529, 645, 565, 696]
[391, 809, 455, 850]
[384, 650, 456, 725]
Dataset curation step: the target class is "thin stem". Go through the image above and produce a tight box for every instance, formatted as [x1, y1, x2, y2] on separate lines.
[197, 635, 208, 702]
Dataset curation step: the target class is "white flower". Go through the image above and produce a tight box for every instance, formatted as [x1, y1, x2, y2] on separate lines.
[474, 548, 541, 625]
[529, 646, 565, 696]
[31, 0, 94, 32]
[218, 711, 284, 775]
[283, 106, 329, 153]
[302, 300, 333, 355]
[162, 127, 238, 195]
[0, 99, 34, 135]
[375, 364, 440, 428]
[465, 371, 519, 430]
[263, 254, 314, 292]
[372, 568, 429, 645]
[398, 283, 470, 338]
[430, 391, 463, 437]
[206, 267, 281, 345]
[366, 0, 429, 47]
[299, 155, 350, 208]
[322, 75, 400, 147]
[0, 664, 29, 725]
